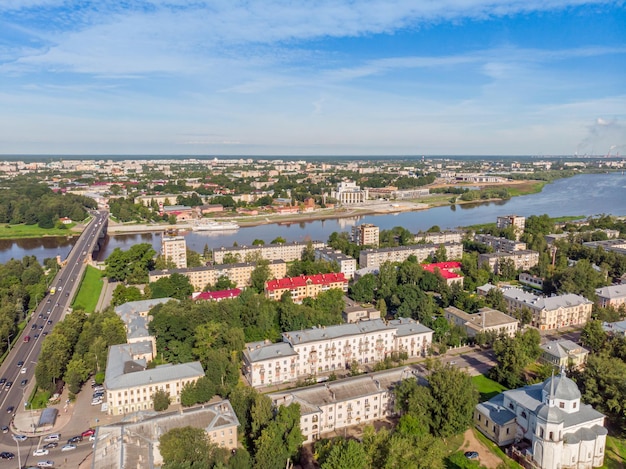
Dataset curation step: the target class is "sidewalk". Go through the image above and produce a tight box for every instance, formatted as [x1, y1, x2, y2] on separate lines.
[11, 386, 75, 438]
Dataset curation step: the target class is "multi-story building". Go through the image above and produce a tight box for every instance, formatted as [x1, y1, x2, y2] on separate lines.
[105, 299, 205, 416]
[149, 260, 287, 291]
[359, 242, 463, 268]
[444, 306, 518, 338]
[92, 401, 240, 469]
[540, 339, 589, 369]
[413, 230, 465, 244]
[161, 236, 187, 269]
[104, 344, 204, 416]
[191, 288, 242, 301]
[351, 223, 380, 247]
[242, 318, 433, 388]
[478, 250, 539, 274]
[265, 273, 348, 302]
[496, 215, 525, 240]
[213, 241, 325, 264]
[474, 372, 606, 469]
[330, 181, 368, 205]
[602, 319, 626, 336]
[268, 367, 418, 443]
[314, 248, 357, 279]
[474, 234, 527, 252]
[343, 299, 381, 323]
[501, 287, 593, 330]
[583, 239, 626, 255]
[595, 283, 626, 309]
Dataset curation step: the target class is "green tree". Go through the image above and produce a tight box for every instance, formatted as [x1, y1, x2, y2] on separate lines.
[321, 439, 368, 469]
[159, 426, 225, 468]
[581, 319, 607, 353]
[63, 357, 91, 394]
[250, 260, 271, 294]
[153, 389, 171, 411]
[270, 237, 286, 244]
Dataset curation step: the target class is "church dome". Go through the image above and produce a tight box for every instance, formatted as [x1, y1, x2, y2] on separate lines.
[542, 374, 581, 401]
[536, 403, 564, 423]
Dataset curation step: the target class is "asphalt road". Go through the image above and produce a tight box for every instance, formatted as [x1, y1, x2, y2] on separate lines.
[0, 210, 107, 466]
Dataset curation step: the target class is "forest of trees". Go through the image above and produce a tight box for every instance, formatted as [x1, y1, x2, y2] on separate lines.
[0, 181, 96, 227]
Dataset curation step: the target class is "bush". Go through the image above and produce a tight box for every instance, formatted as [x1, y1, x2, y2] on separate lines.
[153, 389, 171, 411]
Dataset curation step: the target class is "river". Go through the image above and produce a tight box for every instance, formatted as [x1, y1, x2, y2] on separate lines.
[1, 172, 625, 264]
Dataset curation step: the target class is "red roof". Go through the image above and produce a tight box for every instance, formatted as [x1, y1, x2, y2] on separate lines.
[266, 273, 347, 291]
[192, 288, 242, 301]
[422, 262, 463, 279]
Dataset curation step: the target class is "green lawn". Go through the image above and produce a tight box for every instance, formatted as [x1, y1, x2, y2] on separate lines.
[0, 223, 78, 239]
[27, 389, 52, 410]
[602, 436, 626, 469]
[472, 374, 508, 402]
[72, 266, 104, 313]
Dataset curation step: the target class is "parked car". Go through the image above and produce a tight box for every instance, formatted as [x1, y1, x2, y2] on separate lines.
[12, 434, 27, 441]
[37, 461, 54, 468]
[464, 451, 479, 460]
[33, 449, 49, 456]
[67, 435, 82, 444]
[81, 429, 96, 438]
[1, 426, 8, 433]
[61, 444, 76, 452]
[0, 452, 14, 460]
[43, 442, 58, 449]
[43, 434, 60, 442]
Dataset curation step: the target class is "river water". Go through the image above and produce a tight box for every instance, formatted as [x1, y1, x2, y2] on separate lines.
[1, 172, 625, 264]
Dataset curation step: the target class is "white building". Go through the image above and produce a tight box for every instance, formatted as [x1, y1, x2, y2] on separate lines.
[242, 318, 433, 388]
[475, 372, 606, 469]
[268, 367, 418, 443]
[595, 283, 626, 309]
[314, 248, 357, 279]
[213, 241, 325, 264]
[330, 181, 368, 205]
[359, 242, 463, 268]
[161, 236, 187, 269]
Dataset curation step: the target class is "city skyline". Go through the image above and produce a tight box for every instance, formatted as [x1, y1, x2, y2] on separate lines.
[1, 1, 625, 156]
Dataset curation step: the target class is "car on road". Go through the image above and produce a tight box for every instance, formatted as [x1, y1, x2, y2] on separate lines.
[37, 461, 54, 467]
[464, 451, 479, 460]
[39, 324, 44, 329]
[61, 444, 76, 452]
[1, 426, 9, 433]
[31, 324, 37, 329]
[81, 428, 96, 438]
[43, 442, 58, 449]
[5, 381, 12, 390]
[21, 367, 27, 374]
[43, 434, 60, 442]
[34, 333, 40, 339]
[0, 378, 6, 386]
[33, 449, 49, 456]
[47, 320, 52, 325]
[67, 435, 82, 443]
[65, 292, 70, 297]
[0, 452, 14, 460]
[24, 335, 31, 342]
[21, 379, 28, 386]
[12, 434, 27, 441]
[6, 406, 14, 413]
[17, 360, 24, 367]
[42, 331, 48, 337]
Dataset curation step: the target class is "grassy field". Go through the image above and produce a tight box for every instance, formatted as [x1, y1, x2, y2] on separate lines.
[603, 436, 626, 469]
[472, 374, 508, 402]
[0, 223, 78, 239]
[27, 389, 52, 410]
[72, 266, 104, 313]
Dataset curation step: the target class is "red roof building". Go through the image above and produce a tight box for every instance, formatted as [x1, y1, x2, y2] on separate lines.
[265, 273, 348, 302]
[192, 288, 242, 302]
[421, 262, 464, 286]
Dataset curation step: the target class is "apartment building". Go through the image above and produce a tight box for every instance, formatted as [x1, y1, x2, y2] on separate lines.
[474, 234, 527, 252]
[242, 318, 433, 388]
[519, 273, 545, 290]
[265, 273, 348, 302]
[413, 230, 465, 244]
[213, 241, 325, 264]
[595, 284, 626, 309]
[583, 239, 626, 255]
[502, 287, 593, 330]
[359, 242, 463, 269]
[496, 215, 525, 240]
[161, 236, 187, 269]
[444, 306, 518, 338]
[92, 401, 240, 469]
[351, 223, 380, 247]
[268, 367, 419, 443]
[149, 260, 287, 291]
[314, 247, 357, 279]
[478, 250, 539, 274]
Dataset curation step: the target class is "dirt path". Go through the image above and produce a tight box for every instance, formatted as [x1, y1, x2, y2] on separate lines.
[461, 428, 504, 469]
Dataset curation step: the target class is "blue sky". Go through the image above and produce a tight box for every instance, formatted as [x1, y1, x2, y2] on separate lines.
[0, 0, 625, 156]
